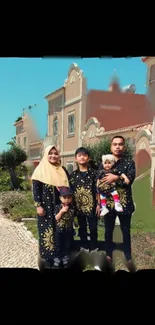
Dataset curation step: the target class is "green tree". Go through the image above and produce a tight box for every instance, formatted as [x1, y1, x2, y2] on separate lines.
[6, 136, 16, 147]
[83, 137, 134, 166]
[0, 145, 27, 190]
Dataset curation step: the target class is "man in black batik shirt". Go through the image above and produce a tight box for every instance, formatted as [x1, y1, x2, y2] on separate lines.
[101, 136, 136, 272]
[70, 147, 100, 253]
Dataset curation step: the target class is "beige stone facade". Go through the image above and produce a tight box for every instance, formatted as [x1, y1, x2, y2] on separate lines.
[82, 116, 153, 177]
[13, 59, 154, 192]
[14, 63, 87, 173]
[45, 63, 87, 172]
[142, 57, 155, 205]
[14, 119, 28, 154]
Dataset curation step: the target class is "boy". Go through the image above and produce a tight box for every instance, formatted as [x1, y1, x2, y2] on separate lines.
[70, 147, 100, 252]
[53, 186, 74, 268]
[97, 154, 130, 217]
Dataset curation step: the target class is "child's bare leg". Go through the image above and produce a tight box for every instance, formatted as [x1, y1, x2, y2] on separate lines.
[100, 194, 109, 216]
[111, 190, 123, 212]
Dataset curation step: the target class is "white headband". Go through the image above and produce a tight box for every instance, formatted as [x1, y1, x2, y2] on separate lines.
[102, 154, 116, 164]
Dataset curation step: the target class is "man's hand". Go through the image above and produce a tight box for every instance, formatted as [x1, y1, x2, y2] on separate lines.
[121, 173, 130, 185]
[102, 173, 119, 184]
[36, 206, 45, 216]
[96, 204, 100, 217]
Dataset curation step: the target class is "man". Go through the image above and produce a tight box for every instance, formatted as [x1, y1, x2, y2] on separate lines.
[102, 136, 136, 272]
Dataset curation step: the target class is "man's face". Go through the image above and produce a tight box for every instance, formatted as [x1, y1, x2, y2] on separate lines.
[110, 137, 125, 157]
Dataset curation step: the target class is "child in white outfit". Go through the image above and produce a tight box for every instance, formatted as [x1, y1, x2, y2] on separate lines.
[97, 154, 130, 217]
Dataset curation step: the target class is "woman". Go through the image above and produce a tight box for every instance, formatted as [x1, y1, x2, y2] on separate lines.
[31, 145, 70, 270]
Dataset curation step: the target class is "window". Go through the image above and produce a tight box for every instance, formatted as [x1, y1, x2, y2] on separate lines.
[68, 113, 75, 135]
[24, 136, 27, 146]
[16, 125, 23, 135]
[18, 137, 20, 146]
[29, 148, 40, 158]
[53, 116, 58, 136]
[66, 162, 74, 174]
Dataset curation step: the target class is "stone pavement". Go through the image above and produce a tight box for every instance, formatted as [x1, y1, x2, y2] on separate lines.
[0, 214, 38, 268]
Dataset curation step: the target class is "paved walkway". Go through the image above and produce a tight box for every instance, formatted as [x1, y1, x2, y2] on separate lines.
[0, 215, 38, 268]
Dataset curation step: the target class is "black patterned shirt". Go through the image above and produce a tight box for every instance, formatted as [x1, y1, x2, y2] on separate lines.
[105, 158, 136, 215]
[54, 204, 74, 231]
[69, 167, 97, 216]
[97, 167, 121, 194]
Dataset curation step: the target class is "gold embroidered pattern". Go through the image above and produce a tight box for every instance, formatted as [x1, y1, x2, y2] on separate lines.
[106, 187, 127, 209]
[98, 180, 116, 193]
[57, 210, 73, 230]
[74, 186, 94, 213]
[42, 227, 54, 251]
[117, 188, 127, 208]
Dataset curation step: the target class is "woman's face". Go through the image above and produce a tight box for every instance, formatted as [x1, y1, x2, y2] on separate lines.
[48, 147, 59, 165]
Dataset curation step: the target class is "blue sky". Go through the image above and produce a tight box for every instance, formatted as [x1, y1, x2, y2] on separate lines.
[0, 57, 147, 152]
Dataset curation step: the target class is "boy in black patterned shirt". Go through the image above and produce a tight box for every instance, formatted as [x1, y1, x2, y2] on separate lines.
[70, 147, 100, 253]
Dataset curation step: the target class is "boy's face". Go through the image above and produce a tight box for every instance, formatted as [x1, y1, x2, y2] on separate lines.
[75, 152, 89, 165]
[103, 159, 114, 171]
[60, 195, 72, 206]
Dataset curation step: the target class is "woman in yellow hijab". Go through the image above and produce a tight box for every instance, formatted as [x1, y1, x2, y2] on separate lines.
[31, 145, 70, 270]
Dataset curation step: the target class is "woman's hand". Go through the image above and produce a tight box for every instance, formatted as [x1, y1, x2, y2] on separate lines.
[102, 174, 119, 184]
[37, 206, 45, 216]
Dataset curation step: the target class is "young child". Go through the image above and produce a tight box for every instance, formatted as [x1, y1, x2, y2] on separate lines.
[97, 154, 130, 217]
[53, 186, 74, 268]
[70, 147, 100, 253]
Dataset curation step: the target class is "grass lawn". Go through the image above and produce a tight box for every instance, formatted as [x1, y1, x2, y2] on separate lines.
[132, 175, 155, 232]
[25, 174, 155, 270]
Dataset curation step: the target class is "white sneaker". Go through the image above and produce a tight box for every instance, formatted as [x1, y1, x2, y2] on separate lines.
[80, 247, 89, 252]
[100, 207, 109, 217]
[94, 265, 101, 271]
[90, 248, 99, 253]
[115, 202, 123, 212]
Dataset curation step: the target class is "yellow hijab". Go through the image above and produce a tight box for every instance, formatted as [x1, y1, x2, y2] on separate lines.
[31, 145, 69, 187]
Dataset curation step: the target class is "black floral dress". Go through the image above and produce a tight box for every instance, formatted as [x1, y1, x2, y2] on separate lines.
[32, 168, 70, 265]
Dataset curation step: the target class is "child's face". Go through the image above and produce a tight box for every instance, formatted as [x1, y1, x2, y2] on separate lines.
[103, 159, 114, 171]
[75, 152, 89, 165]
[60, 195, 72, 206]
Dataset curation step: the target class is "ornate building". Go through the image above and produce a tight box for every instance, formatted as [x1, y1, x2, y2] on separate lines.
[14, 60, 154, 179]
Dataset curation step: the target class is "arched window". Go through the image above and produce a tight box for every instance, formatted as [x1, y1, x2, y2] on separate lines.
[53, 116, 58, 136]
